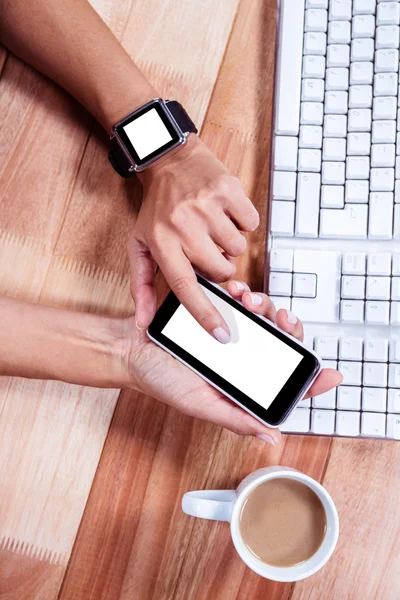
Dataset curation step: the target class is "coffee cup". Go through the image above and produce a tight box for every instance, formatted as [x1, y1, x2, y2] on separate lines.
[182, 466, 339, 582]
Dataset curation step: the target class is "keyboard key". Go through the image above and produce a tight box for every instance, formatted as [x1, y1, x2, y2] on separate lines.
[280, 408, 310, 433]
[339, 337, 363, 360]
[337, 386, 362, 410]
[341, 300, 365, 322]
[350, 62, 374, 85]
[336, 411, 360, 436]
[386, 413, 400, 439]
[274, 136, 298, 171]
[311, 410, 336, 435]
[275, 0, 306, 135]
[377, 2, 400, 26]
[324, 114, 347, 136]
[396, 179, 400, 200]
[327, 44, 350, 67]
[388, 388, 400, 411]
[346, 156, 370, 178]
[321, 161, 345, 183]
[372, 120, 396, 142]
[394, 205, 400, 238]
[299, 125, 323, 148]
[298, 148, 322, 171]
[305, 8, 328, 31]
[362, 388, 387, 412]
[271, 296, 292, 312]
[312, 388, 336, 408]
[320, 204, 368, 238]
[365, 300, 390, 324]
[390, 340, 400, 362]
[269, 248, 294, 272]
[302, 78, 325, 102]
[341, 275, 366, 299]
[301, 102, 324, 125]
[352, 14, 376, 37]
[347, 133, 371, 156]
[367, 252, 392, 274]
[374, 72, 398, 95]
[361, 412, 386, 437]
[353, 0, 376, 17]
[366, 275, 391, 299]
[370, 167, 395, 190]
[271, 201, 295, 236]
[321, 184, 344, 207]
[269, 272, 292, 296]
[351, 38, 375, 62]
[375, 48, 400, 72]
[329, 0, 351, 20]
[307, 0, 328, 7]
[339, 361, 363, 385]
[293, 273, 317, 297]
[376, 25, 400, 49]
[371, 144, 396, 167]
[303, 335, 314, 350]
[298, 398, 311, 408]
[373, 96, 397, 120]
[315, 336, 338, 358]
[345, 179, 369, 202]
[363, 362, 388, 386]
[391, 301, 400, 323]
[393, 254, 400, 275]
[364, 338, 389, 361]
[348, 108, 372, 131]
[325, 90, 348, 114]
[295, 172, 321, 237]
[273, 171, 297, 200]
[328, 20, 351, 44]
[368, 192, 394, 239]
[349, 85, 373, 109]
[342, 252, 366, 274]
[323, 138, 346, 161]
[391, 277, 400, 299]
[304, 32, 328, 55]
[303, 55, 326, 78]
[389, 363, 400, 387]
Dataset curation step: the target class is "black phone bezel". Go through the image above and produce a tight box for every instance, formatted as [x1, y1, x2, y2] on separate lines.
[148, 275, 320, 426]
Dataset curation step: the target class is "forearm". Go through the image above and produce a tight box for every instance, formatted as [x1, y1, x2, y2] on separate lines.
[0, 295, 130, 388]
[0, 0, 157, 130]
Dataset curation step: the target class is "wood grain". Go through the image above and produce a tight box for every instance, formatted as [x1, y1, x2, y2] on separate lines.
[0, 1, 242, 599]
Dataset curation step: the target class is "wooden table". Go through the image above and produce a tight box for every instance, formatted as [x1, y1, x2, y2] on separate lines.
[1, 1, 400, 598]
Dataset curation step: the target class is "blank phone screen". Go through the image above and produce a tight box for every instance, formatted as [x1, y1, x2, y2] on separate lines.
[161, 285, 303, 410]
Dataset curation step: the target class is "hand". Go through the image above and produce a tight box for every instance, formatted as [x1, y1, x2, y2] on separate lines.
[128, 135, 259, 343]
[124, 281, 343, 445]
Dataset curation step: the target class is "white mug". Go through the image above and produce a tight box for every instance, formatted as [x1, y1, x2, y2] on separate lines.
[182, 466, 339, 582]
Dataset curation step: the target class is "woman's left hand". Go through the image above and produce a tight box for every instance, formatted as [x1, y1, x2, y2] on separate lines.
[124, 281, 343, 446]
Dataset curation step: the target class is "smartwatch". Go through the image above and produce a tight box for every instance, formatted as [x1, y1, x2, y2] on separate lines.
[108, 98, 198, 177]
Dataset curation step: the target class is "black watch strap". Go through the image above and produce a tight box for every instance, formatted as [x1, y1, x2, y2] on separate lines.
[108, 101, 197, 178]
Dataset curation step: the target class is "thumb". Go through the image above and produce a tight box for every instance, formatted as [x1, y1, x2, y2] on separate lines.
[127, 237, 157, 329]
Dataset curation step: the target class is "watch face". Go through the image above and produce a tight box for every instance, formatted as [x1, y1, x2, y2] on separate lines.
[114, 100, 183, 168]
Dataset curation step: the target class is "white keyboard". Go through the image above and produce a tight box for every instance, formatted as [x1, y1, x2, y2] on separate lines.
[269, 0, 400, 440]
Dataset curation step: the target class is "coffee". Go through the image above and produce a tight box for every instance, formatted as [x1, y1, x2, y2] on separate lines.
[239, 478, 326, 568]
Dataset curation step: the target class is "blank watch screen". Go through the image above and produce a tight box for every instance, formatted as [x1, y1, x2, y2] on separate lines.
[161, 285, 303, 410]
[123, 108, 173, 160]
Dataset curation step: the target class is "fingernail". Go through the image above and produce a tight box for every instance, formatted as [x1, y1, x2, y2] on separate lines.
[232, 281, 245, 291]
[213, 327, 230, 344]
[249, 293, 263, 306]
[256, 434, 276, 446]
[135, 319, 146, 331]
[286, 310, 297, 325]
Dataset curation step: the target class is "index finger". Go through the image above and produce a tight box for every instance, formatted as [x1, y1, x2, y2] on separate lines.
[154, 243, 231, 343]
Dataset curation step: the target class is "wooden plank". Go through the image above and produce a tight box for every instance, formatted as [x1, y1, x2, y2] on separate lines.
[0, 2, 241, 600]
[291, 439, 400, 600]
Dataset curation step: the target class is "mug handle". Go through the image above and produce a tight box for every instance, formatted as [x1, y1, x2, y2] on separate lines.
[182, 490, 236, 522]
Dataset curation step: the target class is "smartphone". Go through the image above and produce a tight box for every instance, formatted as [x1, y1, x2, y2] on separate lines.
[147, 275, 321, 427]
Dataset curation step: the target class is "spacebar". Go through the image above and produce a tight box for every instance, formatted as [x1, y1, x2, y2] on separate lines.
[275, 0, 305, 136]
